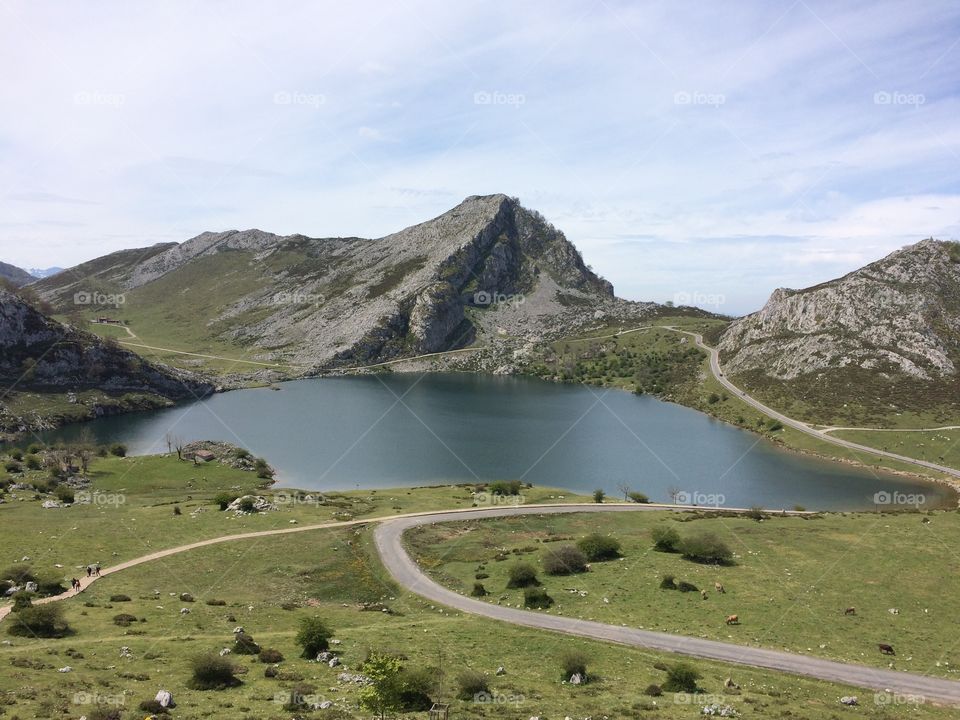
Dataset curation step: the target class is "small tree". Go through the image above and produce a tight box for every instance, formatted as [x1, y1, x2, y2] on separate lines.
[577, 534, 621, 561]
[560, 650, 589, 680]
[456, 669, 489, 700]
[506, 562, 539, 589]
[543, 545, 588, 575]
[678, 532, 733, 565]
[295, 616, 333, 658]
[663, 662, 701, 692]
[214, 492, 238, 511]
[523, 586, 553, 609]
[651, 526, 680, 552]
[357, 652, 405, 720]
[628, 491, 650, 503]
[7, 604, 70, 638]
[188, 653, 241, 690]
[593, 488, 605, 503]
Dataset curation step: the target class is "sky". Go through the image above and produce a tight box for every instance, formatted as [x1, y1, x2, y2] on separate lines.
[0, 0, 958, 315]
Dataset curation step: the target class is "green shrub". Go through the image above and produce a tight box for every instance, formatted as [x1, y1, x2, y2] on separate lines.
[560, 650, 589, 680]
[238, 497, 256, 513]
[138, 699, 169, 714]
[470, 582, 488, 597]
[11, 592, 33, 612]
[233, 631, 261, 655]
[4, 461, 21, 474]
[651, 526, 680, 552]
[663, 662, 701, 692]
[659, 574, 677, 590]
[506, 562, 539, 588]
[187, 653, 241, 690]
[396, 666, 435, 711]
[1, 564, 35, 585]
[26, 444, 42, 454]
[113, 613, 138, 627]
[54, 484, 75, 504]
[205, 598, 227, 606]
[488, 479, 522, 496]
[10, 450, 23, 461]
[233, 447, 252, 459]
[214, 492, 238, 510]
[678, 532, 733, 565]
[628, 491, 650, 503]
[745, 506, 765, 521]
[109, 443, 127, 457]
[456, 669, 489, 700]
[576, 534, 621, 561]
[253, 458, 274, 479]
[543, 545, 588, 575]
[87, 708, 123, 720]
[25, 455, 42, 470]
[109, 594, 131, 602]
[296, 616, 333, 658]
[7, 604, 70, 637]
[644, 683, 663, 696]
[523, 587, 553, 609]
[259, 648, 284, 663]
[593, 488, 605, 503]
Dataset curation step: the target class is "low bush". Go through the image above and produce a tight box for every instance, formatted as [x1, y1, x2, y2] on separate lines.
[561, 650, 589, 680]
[678, 532, 733, 565]
[113, 613, 138, 627]
[109, 594, 131, 602]
[87, 708, 123, 720]
[296, 616, 333, 658]
[54, 484, 75, 504]
[470, 582, 488, 597]
[523, 587, 553, 609]
[7, 604, 70, 637]
[644, 683, 663, 696]
[11, 592, 33, 612]
[663, 662, 701, 692]
[109, 443, 127, 457]
[456, 669, 489, 700]
[187, 653, 241, 690]
[543, 545, 588, 575]
[205, 598, 227, 606]
[577, 534, 621, 561]
[25, 455, 42, 470]
[259, 648, 284, 663]
[4, 461, 21, 474]
[233, 631, 261, 655]
[488, 479, 522, 496]
[651, 526, 681, 552]
[506, 562, 539, 588]
[628, 491, 650, 503]
[214, 492, 238, 511]
[593, 488, 605, 503]
[138, 699, 169, 714]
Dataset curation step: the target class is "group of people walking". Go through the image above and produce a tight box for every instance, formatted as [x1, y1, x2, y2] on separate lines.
[69, 564, 100, 593]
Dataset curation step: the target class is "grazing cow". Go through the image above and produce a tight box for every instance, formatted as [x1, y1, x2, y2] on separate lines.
[725, 614, 739, 625]
[878, 643, 896, 655]
[715, 582, 725, 594]
[844, 607, 856, 616]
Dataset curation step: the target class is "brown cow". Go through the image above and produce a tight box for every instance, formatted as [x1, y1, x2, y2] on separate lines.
[715, 582, 725, 594]
[878, 643, 896, 655]
[725, 614, 739, 625]
[844, 607, 856, 616]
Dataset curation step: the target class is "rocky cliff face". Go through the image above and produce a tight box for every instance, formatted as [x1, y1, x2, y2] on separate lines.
[719, 239, 960, 382]
[36, 194, 643, 371]
[0, 289, 212, 398]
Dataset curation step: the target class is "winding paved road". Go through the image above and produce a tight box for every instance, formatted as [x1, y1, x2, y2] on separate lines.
[664, 327, 960, 480]
[4, 502, 960, 702]
[375, 504, 960, 704]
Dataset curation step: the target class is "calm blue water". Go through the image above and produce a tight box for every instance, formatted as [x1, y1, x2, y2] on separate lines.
[42, 373, 951, 510]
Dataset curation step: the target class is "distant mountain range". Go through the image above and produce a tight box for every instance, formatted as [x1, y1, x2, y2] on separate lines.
[28, 266, 63, 279]
[33, 194, 654, 370]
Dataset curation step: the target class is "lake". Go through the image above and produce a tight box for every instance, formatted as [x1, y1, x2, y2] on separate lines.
[43, 373, 952, 510]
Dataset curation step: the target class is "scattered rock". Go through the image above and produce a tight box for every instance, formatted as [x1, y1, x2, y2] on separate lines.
[155, 689, 175, 708]
[495, 665, 506, 675]
[840, 696, 858, 706]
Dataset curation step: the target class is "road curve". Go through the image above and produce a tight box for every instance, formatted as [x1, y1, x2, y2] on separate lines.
[664, 328, 960, 480]
[375, 504, 960, 704]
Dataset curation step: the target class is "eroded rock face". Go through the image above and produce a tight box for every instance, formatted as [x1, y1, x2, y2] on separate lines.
[33, 194, 633, 370]
[0, 289, 212, 397]
[719, 239, 960, 381]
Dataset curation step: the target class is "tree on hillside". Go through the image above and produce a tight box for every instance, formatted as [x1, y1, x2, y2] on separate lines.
[358, 652, 405, 720]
